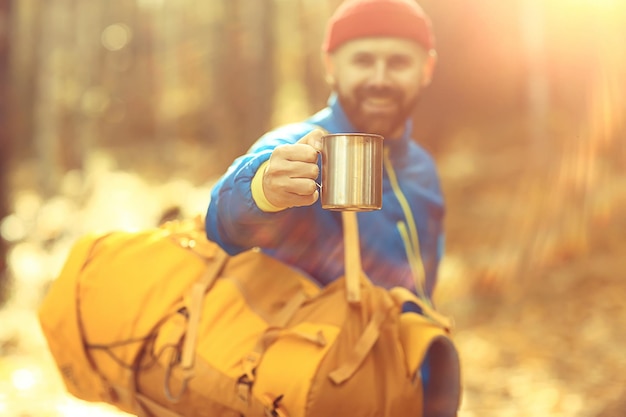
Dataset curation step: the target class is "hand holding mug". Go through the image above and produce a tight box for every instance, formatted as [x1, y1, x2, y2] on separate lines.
[262, 129, 324, 209]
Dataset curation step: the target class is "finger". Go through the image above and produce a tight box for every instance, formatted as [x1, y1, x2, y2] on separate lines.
[266, 175, 318, 197]
[287, 160, 319, 180]
[283, 185, 320, 208]
[288, 190, 319, 208]
[296, 128, 325, 152]
[273, 143, 320, 164]
[266, 152, 319, 179]
[265, 178, 320, 208]
[285, 177, 319, 196]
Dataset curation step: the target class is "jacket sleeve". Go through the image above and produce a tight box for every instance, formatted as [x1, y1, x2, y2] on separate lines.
[205, 124, 317, 255]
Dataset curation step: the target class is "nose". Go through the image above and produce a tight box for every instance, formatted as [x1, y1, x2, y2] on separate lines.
[370, 61, 391, 87]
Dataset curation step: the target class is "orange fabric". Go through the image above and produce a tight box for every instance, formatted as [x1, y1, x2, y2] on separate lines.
[38, 217, 461, 417]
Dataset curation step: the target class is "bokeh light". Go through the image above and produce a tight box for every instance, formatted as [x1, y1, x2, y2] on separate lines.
[11, 367, 38, 391]
[101, 23, 132, 52]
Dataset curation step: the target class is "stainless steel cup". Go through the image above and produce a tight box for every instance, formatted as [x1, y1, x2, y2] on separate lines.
[320, 133, 384, 211]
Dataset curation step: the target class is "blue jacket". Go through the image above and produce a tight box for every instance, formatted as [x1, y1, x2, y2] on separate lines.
[206, 94, 445, 298]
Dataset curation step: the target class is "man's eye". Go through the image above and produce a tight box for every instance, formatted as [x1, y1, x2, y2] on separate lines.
[389, 57, 411, 69]
[353, 56, 373, 66]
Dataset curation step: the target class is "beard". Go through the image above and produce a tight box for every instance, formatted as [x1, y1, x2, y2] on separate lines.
[337, 84, 421, 138]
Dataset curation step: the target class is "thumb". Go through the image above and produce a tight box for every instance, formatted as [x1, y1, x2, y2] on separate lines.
[297, 128, 325, 152]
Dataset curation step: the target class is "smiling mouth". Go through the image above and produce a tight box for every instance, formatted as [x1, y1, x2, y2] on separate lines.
[362, 97, 397, 113]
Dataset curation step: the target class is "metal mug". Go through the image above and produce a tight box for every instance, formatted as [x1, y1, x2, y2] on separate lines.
[320, 133, 384, 211]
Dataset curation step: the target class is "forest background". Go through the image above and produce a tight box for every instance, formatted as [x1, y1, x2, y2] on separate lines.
[0, 0, 625, 416]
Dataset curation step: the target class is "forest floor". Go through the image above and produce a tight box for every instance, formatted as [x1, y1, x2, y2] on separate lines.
[0, 134, 625, 417]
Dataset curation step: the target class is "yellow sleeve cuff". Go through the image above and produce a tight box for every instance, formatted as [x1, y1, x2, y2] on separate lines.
[251, 161, 285, 212]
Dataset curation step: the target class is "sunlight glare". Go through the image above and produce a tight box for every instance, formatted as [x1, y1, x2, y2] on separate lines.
[56, 398, 133, 417]
[11, 368, 38, 391]
[569, 0, 621, 10]
[547, 0, 626, 20]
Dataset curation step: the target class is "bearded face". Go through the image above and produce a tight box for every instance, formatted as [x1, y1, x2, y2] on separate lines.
[326, 37, 435, 139]
[336, 82, 421, 139]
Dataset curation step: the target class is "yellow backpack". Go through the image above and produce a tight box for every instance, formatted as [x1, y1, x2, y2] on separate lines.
[38, 214, 460, 417]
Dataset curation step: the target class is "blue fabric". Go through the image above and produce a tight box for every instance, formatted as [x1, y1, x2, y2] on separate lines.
[205, 94, 445, 296]
[421, 350, 432, 386]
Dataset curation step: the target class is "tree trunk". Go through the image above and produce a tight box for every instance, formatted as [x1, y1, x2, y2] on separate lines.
[71, 0, 105, 170]
[32, 0, 64, 196]
[9, 0, 38, 161]
[208, 0, 276, 174]
[0, 0, 12, 304]
[299, 0, 333, 110]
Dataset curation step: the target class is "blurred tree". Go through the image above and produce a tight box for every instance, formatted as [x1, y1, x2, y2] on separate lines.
[210, 0, 277, 172]
[8, 0, 37, 162]
[0, 0, 11, 304]
[31, 0, 70, 196]
[299, 0, 341, 110]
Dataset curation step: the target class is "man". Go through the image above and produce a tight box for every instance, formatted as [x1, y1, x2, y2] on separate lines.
[206, 0, 457, 415]
[206, 0, 442, 298]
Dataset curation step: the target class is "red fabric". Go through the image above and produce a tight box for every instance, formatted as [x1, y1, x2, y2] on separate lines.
[323, 0, 435, 52]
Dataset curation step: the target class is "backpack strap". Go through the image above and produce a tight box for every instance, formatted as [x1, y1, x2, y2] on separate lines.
[389, 287, 453, 331]
[240, 291, 309, 383]
[327, 211, 389, 384]
[327, 304, 391, 384]
[342, 211, 365, 304]
[310, 125, 366, 304]
[383, 149, 434, 304]
[180, 246, 230, 370]
[158, 245, 229, 403]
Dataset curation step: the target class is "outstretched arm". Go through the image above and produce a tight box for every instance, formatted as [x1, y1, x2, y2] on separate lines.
[205, 128, 324, 254]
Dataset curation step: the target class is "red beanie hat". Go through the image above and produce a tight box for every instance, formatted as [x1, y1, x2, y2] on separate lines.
[322, 0, 435, 53]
